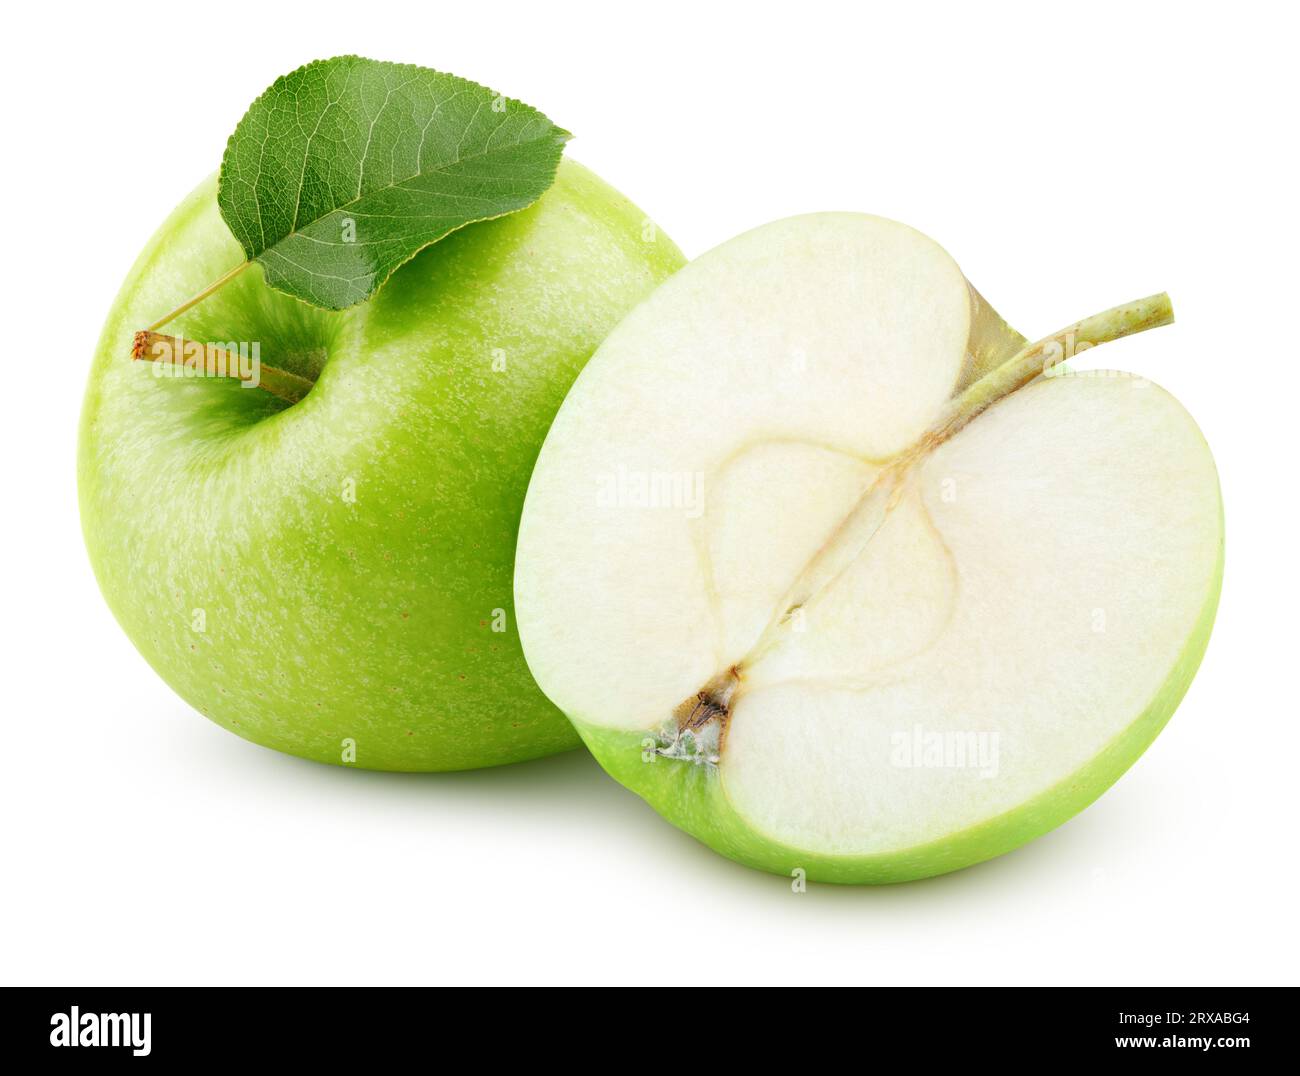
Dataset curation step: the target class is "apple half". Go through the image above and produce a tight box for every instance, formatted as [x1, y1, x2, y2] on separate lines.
[515, 214, 1223, 883]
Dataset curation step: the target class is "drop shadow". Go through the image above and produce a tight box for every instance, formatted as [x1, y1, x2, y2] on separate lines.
[168, 707, 637, 815]
[167, 704, 1134, 907]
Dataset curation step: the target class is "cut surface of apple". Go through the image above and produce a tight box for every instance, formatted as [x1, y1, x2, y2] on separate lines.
[515, 214, 1222, 882]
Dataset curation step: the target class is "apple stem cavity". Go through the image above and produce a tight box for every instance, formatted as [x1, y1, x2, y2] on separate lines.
[670, 291, 1176, 759]
[132, 261, 313, 399]
[131, 331, 313, 404]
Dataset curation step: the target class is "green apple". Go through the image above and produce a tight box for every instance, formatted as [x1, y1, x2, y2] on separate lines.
[79, 159, 684, 771]
[515, 213, 1222, 882]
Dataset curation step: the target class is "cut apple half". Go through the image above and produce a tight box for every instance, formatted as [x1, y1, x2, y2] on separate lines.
[515, 214, 1222, 883]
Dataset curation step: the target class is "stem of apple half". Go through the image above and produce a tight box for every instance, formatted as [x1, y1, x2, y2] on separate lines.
[671, 292, 1175, 746]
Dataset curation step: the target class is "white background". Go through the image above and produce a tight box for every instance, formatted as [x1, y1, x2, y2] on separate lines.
[3, 1, 1296, 986]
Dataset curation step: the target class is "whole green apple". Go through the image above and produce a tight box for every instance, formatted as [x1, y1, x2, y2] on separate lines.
[80, 159, 684, 770]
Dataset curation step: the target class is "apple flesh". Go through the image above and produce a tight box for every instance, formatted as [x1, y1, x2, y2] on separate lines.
[515, 213, 1222, 882]
[79, 160, 685, 770]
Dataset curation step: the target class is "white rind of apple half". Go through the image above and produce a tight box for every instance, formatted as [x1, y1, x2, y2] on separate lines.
[514, 213, 1223, 884]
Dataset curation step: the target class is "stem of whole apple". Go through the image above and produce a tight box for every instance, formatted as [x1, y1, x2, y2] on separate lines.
[131, 331, 312, 404]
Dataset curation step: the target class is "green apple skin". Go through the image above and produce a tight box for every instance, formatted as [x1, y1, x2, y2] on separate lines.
[79, 160, 684, 771]
[576, 533, 1222, 884]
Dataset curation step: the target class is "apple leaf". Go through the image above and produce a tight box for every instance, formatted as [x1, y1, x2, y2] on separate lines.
[217, 56, 570, 310]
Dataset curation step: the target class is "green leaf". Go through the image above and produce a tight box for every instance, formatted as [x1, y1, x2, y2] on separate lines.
[217, 56, 570, 310]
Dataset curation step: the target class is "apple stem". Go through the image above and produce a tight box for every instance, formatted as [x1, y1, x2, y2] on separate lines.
[131, 331, 313, 404]
[145, 261, 250, 333]
[923, 292, 1174, 451]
